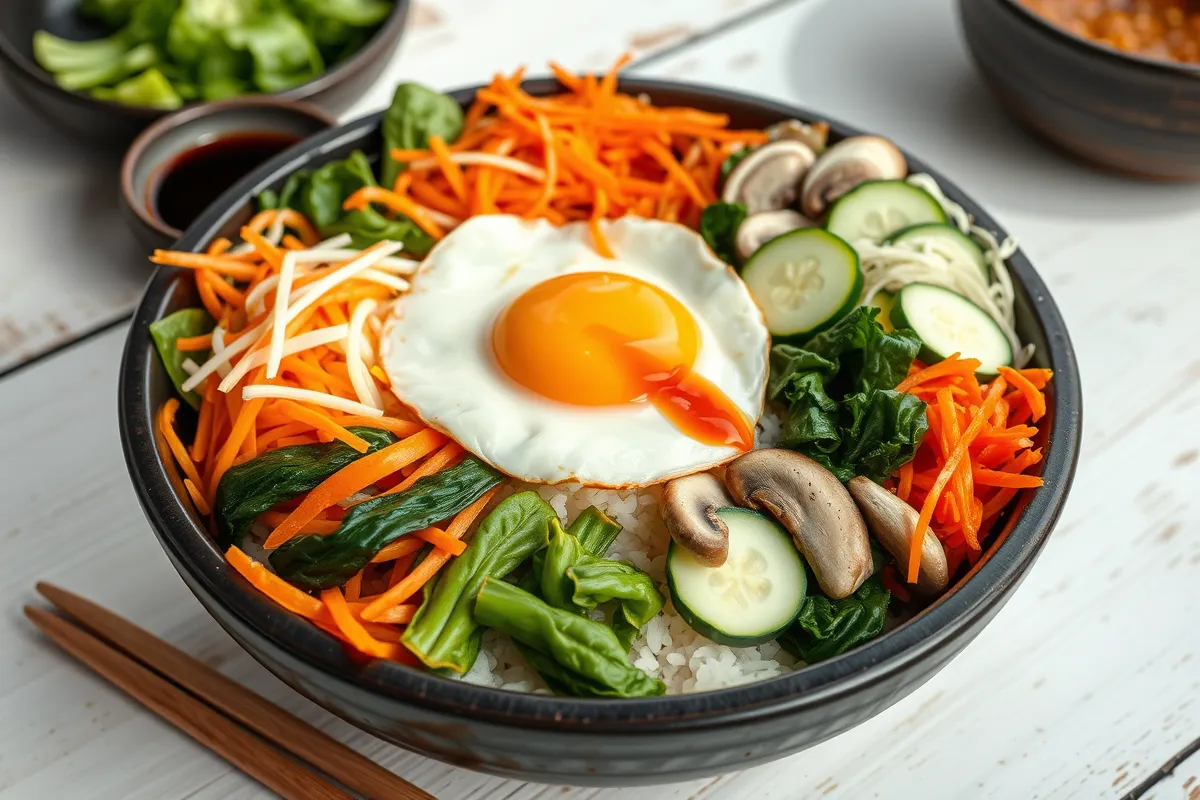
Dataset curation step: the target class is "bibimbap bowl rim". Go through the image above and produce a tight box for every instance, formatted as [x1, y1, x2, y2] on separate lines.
[120, 76, 1082, 734]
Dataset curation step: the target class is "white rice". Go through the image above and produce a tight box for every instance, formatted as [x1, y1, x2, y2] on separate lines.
[460, 413, 800, 695]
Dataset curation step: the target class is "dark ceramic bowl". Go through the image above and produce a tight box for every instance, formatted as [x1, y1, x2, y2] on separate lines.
[0, 0, 409, 146]
[120, 97, 334, 252]
[959, 0, 1200, 180]
[119, 78, 1082, 786]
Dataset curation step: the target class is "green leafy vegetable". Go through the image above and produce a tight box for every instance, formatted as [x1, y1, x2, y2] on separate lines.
[148, 308, 213, 409]
[719, 147, 755, 185]
[270, 458, 503, 589]
[768, 307, 928, 482]
[381, 82, 465, 188]
[473, 578, 666, 698]
[776, 573, 890, 664]
[213, 427, 396, 546]
[566, 506, 622, 559]
[402, 492, 558, 674]
[32, 0, 392, 108]
[277, 150, 435, 253]
[699, 202, 747, 266]
[538, 520, 662, 649]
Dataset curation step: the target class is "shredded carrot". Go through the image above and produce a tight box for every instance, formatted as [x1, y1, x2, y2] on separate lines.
[897, 461, 914, 503]
[320, 587, 406, 659]
[411, 526, 468, 556]
[183, 478, 212, 516]
[374, 440, 464, 499]
[151, 251, 260, 280]
[370, 537, 426, 564]
[176, 334, 213, 352]
[334, 415, 423, 437]
[343, 187, 447, 239]
[998, 366, 1048, 422]
[896, 355, 982, 394]
[227, 546, 323, 618]
[361, 487, 498, 620]
[344, 569, 364, 602]
[273, 400, 370, 453]
[264, 428, 446, 548]
[361, 603, 417, 625]
[158, 398, 204, 491]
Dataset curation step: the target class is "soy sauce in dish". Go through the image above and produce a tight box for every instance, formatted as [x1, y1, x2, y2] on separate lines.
[151, 132, 299, 231]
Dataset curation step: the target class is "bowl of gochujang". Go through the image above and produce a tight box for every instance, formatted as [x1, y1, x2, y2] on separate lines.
[959, 0, 1200, 180]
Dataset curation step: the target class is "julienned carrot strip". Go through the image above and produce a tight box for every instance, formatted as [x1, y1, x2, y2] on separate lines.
[258, 510, 341, 535]
[428, 135, 467, 203]
[176, 334, 213, 352]
[906, 377, 1006, 582]
[204, 272, 247, 307]
[937, 388, 979, 549]
[245, 209, 278, 235]
[276, 434, 318, 448]
[387, 441, 464, 496]
[151, 251, 259, 281]
[209, 390, 267, 507]
[195, 272, 227, 320]
[344, 570, 364, 602]
[362, 603, 418, 625]
[897, 460, 914, 503]
[264, 428, 446, 549]
[240, 228, 285, 270]
[343, 187, 447, 239]
[183, 479, 212, 516]
[227, 546, 323, 619]
[998, 366, 1047, 422]
[370, 537, 425, 564]
[274, 399, 370, 453]
[320, 587, 405, 659]
[276, 209, 320, 246]
[896, 355, 982, 394]
[411, 526, 467, 556]
[548, 61, 583, 91]
[971, 467, 1044, 489]
[158, 399, 204, 491]
[361, 487, 498, 620]
[527, 113, 557, 218]
[190, 375, 218, 463]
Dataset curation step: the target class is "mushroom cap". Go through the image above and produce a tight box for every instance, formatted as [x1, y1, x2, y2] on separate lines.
[800, 135, 907, 219]
[767, 119, 830, 153]
[661, 472, 735, 567]
[724, 449, 872, 599]
[721, 140, 817, 215]
[735, 209, 814, 263]
[847, 477, 949, 596]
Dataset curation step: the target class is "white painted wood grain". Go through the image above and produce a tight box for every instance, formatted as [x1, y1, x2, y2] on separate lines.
[0, 0, 788, 374]
[2, 0, 1199, 797]
[1146, 748, 1200, 800]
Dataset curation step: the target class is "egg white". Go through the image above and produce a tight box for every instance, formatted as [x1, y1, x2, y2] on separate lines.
[382, 215, 769, 487]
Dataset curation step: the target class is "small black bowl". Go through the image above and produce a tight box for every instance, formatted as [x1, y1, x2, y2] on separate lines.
[959, 0, 1200, 180]
[120, 97, 334, 252]
[0, 0, 410, 145]
[119, 78, 1082, 786]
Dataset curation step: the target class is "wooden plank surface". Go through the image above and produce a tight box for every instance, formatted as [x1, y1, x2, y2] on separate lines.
[2, 0, 1199, 797]
[0, 0, 787, 375]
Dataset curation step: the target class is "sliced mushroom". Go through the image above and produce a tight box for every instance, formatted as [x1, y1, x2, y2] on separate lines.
[800, 135, 907, 218]
[661, 472, 735, 567]
[846, 477, 949, 597]
[724, 449, 872, 599]
[766, 119, 830, 153]
[722, 140, 817, 215]
[734, 209, 814, 262]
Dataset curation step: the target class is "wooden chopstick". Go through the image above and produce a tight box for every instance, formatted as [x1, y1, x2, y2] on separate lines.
[32, 583, 433, 800]
[26, 605, 352, 800]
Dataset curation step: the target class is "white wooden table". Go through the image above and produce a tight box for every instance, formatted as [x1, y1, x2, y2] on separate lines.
[2, 0, 1199, 797]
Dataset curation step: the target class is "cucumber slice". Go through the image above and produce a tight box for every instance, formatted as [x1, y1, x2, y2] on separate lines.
[891, 283, 1013, 375]
[887, 223, 989, 283]
[740, 227, 862, 338]
[826, 180, 947, 243]
[667, 508, 807, 647]
[868, 290, 896, 332]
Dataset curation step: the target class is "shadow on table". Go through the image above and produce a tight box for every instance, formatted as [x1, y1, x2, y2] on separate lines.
[779, 0, 1200, 223]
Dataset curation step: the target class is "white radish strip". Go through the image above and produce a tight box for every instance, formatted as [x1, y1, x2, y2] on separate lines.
[279, 240, 403, 326]
[228, 242, 254, 255]
[181, 358, 200, 376]
[266, 214, 287, 245]
[234, 324, 350, 373]
[422, 206, 461, 228]
[245, 275, 280, 317]
[346, 300, 384, 411]
[408, 152, 547, 181]
[357, 268, 410, 293]
[289, 250, 419, 274]
[210, 327, 231, 379]
[312, 233, 352, 249]
[183, 319, 268, 393]
[265, 250, 298, 379]
[241, 385, 384, 417]
[219, 241, 401, 393]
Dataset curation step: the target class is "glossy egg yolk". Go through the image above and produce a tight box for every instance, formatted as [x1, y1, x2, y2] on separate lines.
[492, 272, 753, 450]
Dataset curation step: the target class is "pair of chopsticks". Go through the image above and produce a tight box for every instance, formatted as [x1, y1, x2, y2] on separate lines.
[26, 583, 433, 800]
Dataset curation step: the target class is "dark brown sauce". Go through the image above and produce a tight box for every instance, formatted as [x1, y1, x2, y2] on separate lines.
[150, 132, 300, 231]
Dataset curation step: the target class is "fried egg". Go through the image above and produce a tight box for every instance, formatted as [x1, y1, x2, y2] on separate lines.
[382, 215, 769, 487]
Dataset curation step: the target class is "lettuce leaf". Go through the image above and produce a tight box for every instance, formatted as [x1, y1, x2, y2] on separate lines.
[699, 201, 747, 266]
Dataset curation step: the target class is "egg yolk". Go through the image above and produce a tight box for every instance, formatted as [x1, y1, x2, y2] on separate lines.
[492, 272, 753, 450]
